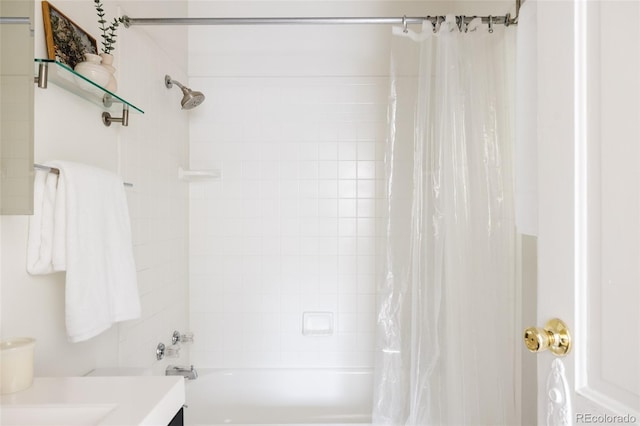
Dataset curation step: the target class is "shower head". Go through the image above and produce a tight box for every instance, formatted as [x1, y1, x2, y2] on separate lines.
[165, 75, 205, 110]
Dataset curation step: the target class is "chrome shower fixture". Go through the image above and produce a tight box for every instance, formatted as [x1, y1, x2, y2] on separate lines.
[164, 75, 205, 110]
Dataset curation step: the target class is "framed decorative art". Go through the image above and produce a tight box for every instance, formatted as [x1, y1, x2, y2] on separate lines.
[41, 1, 98, 69]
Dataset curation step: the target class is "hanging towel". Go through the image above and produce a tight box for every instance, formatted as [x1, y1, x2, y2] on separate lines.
[27, 168, 59, 274]
[27, 161, 140, 342]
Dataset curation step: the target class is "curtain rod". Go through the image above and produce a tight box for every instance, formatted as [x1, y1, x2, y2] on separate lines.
[123, 14, 518, 28]
[122, 0, 521, 28]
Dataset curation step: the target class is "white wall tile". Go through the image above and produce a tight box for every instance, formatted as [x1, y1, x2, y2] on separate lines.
[190, 74, 386, 368]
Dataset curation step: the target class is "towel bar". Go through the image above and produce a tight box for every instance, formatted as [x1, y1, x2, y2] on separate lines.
[34, 164, 134, 187]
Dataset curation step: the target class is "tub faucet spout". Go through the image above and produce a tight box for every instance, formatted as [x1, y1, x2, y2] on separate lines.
[166, 364, 198, 380]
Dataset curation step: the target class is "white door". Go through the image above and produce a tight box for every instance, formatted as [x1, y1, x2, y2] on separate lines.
[536, 0, 640, 424]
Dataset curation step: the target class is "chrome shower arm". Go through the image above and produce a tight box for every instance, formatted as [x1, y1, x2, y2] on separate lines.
[165, 75, 187, 90]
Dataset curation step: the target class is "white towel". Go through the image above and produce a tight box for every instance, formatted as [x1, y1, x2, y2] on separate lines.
[27, 161, 140, 342]
[27, 169, 59, 274]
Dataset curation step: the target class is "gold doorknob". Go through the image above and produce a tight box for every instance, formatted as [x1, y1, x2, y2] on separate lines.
[523, 318, 571, 356]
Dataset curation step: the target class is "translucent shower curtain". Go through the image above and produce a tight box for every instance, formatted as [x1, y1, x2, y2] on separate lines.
[373, 17, 517, 425]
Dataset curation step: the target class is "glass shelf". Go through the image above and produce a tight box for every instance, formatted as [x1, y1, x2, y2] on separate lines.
[34, 59, 144, 114]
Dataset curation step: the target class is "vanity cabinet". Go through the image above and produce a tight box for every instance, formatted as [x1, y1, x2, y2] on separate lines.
[168, 407, 184, 426]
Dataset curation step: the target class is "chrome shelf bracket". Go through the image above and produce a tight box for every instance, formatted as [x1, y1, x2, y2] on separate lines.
[102, 94, 129, 127]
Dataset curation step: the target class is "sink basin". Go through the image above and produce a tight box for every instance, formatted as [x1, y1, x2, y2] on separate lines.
[1, 404, 117, 426]
[0, 376, 184, 425]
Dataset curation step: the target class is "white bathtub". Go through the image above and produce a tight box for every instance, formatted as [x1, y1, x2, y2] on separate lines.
[184, 368, 373, 425]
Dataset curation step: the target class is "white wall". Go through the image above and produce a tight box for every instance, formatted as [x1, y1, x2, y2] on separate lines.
[188, 76, 387, 368]
[0, 0, 190, 376]
[186, 0, 514, 369]
[187, 2, 393, 369]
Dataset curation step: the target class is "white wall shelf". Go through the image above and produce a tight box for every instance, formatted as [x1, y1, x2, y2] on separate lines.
[178, 167, 221, 181]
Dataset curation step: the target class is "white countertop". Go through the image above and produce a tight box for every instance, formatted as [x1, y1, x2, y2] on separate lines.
[0, 376, 185, 426]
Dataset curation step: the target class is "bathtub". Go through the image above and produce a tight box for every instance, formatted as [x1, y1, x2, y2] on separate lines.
[184, 368, 373, 425]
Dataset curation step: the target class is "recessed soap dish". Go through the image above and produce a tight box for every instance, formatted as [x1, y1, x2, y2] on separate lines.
[302, 312, 334, 336]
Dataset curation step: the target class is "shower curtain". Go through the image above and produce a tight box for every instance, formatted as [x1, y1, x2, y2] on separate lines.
[373, 17, 516, 425]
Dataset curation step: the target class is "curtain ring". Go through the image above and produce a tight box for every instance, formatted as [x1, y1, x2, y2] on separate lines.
[402, 15, 408, 33]
[431, 16, 437, 33]
[488, 15, 494, 33]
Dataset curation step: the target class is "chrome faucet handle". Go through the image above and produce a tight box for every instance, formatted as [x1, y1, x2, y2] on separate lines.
[156, 342, 182, 360]
[172, 330, 194, 345]
[156, 342, 165, 360]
